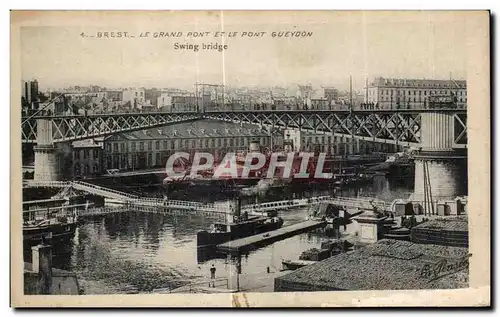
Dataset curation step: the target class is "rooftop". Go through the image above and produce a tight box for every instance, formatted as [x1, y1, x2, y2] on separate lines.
[275, 239, 469, 291]
[370, 77, 467, 89]
[72, 137, 104, 148]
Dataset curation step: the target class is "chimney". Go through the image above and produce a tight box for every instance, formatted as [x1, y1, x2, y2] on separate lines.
[173, 130, 178, 136]
[187, 129, 192, 135]
[158, 129, 163, 135]
[32, 244, 53, 294]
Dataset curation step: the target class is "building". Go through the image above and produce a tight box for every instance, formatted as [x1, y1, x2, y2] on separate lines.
[106, 90, 123, 102]
[102, 121, 279, 171]
[272, 96, 297, 109]
[284, 130, 397, 156]
[364, 77, 467, 109]
[157, 92, 211, 111]
[323, 87, 338, 104]
[71, 138, 104, 178]
[122, 88, 146, 109]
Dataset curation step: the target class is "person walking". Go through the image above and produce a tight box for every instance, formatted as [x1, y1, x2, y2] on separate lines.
[210, 264, 216, 287]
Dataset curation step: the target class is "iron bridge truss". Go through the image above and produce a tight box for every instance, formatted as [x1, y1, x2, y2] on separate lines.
[21, 110, 467, 148]
[205, 110, 467, 149]
[22, 112, 201, 143]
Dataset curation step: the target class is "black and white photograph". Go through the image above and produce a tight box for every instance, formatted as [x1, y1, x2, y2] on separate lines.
[10, 10, 490, 307]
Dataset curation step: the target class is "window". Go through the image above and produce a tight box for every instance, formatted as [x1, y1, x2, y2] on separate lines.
[147, 153, 152, 166]
[211, 139, 215, 148]
[241, 138, 245, 146]
[229, 139, 234, 147]
[163, 140, 167, 149]
[139, 142, 144, 151]
[170, 141, 175, 149]
[218, 139, 222, 147]
[93, 149, 99, 159]
[205, 139, 209, 148]
[223, 139, 227, 147]
[191, 140, 196, 148]
[155, 153, 160, 166]
[155, 141, 160, 150]
[120, 143, 125, 153]
[113, 143, 118, 152]
[147, 141, 152, 151]
[131, 142, 136, 152]
[83, 149, 89, 159]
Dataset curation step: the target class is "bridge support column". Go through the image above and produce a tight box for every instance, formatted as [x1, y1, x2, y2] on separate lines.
[34, 118, 61, 181]
[412, 112, 466, 202]
[285, 128, 302, 152]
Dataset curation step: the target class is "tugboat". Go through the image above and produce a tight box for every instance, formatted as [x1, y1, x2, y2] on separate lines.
[197, 196, 284, 247]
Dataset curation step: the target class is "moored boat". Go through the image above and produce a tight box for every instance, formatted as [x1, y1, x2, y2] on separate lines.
[197, 197, 284, 247]
[23, 199, 92, 245]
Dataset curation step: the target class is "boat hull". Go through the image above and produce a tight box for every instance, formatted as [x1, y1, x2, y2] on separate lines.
[23, 223, 77, 245]
[197, 220, 284, 247]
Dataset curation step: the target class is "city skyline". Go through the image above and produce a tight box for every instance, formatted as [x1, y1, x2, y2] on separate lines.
[21, 11, 467, 92]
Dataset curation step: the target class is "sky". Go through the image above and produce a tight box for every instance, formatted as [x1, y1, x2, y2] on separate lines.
[19, 11, 469, 91]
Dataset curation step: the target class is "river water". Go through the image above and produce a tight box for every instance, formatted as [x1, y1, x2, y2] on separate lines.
[27, 175, 413, 294]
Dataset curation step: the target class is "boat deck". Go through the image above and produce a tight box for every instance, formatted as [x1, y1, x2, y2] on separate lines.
[216, 220, 326, 254]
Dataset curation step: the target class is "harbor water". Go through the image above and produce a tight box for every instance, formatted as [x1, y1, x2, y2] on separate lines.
[24, 175, 413, 294]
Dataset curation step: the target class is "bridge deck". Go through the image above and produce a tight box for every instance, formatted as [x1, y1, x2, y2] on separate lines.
[216, 220, 326, 254]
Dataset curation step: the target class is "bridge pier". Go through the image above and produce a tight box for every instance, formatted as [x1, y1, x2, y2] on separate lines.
[412, 112, 466, 202]
[34, 119, 60, 181]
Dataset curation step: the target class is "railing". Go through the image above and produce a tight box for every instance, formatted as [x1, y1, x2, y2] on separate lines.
[326, 196, 388, 211]
[23, 180, 71, 188]
[77, 206, 126, 217]
[242, 196, 331, 214]
[72, 181, 139, 199]
[130, 198, 229, 213]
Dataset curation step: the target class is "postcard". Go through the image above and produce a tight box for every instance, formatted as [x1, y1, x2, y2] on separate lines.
[10, 10, 490, 307]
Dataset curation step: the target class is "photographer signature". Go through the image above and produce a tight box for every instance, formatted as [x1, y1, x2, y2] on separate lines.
[419, 254, 471, 282]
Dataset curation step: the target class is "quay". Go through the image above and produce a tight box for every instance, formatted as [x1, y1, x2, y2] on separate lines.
[216, 220, 326, 254]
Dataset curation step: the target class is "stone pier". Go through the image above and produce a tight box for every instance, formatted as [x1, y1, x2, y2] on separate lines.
[34, 118, 60, 181]
[412, 111, 467, 202]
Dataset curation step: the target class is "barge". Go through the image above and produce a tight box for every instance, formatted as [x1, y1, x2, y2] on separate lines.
[197, 197, 284, 248]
